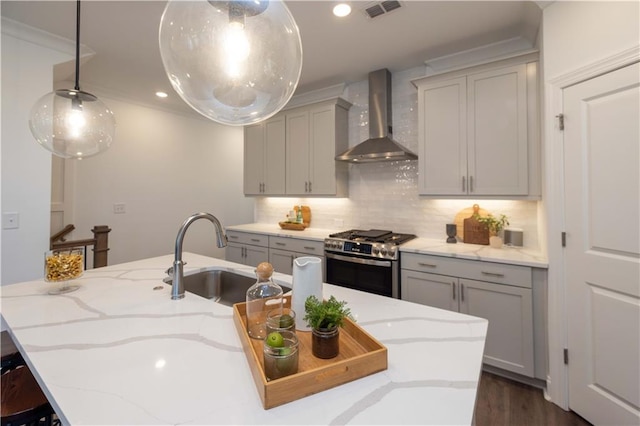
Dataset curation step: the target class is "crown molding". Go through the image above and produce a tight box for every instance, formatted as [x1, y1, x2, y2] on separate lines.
[423, 36, 536, 75]
[1, 17, 93, 58]
[286, 83, 347, 109]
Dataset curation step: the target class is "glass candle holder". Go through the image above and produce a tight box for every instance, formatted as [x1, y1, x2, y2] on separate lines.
[44, 247, 84, 295]
[266, 307, 296, 335]
[263, 330, 299, 381]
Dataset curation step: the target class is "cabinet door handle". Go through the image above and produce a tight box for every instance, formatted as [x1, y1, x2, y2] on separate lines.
[462, 176, 466, 192]
[275, 242, 286, 246]
[290, 255, 295, 267]
[469, 176, 474, 193]
[228, 235, 239, 239]
[250, 238, 261, 243]
[309, 181, 312, 193]
[461, 283, 465, 302]
[305, 181, 308, 192]
[418, 262, 437, 268]
[303, 246, 316, 251]
[481, 271, 505, 278]
[452, 282, 456, 300]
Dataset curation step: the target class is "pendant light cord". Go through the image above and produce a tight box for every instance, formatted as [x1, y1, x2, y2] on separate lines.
[74, 0, 81, 91]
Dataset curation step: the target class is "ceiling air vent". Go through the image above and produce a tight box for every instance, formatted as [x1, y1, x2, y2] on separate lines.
[362, 0, 402, 19]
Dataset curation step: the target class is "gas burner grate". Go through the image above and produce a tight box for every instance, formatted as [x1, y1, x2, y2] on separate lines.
[329, 229, 416, 245]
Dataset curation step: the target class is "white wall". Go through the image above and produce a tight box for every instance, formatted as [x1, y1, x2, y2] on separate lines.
[543, 1, 640, 81]
[256, 66, 541, 249]
[70, 95, 254, 266]
[1, 22, 74, 285]
[541, 0, 640, 409]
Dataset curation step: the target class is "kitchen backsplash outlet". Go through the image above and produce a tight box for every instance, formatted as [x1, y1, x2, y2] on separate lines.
[254, 66, 540, 250]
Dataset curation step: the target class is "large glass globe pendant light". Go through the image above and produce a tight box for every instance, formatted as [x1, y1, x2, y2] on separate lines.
[29, 0, 116, 160]
[159, 0, 303, 126]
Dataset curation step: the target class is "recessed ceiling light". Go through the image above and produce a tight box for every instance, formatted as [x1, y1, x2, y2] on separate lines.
[333, 3, 351, 17]
[156, 91, 168, 98]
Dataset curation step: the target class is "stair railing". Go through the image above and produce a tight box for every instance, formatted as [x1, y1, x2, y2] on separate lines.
[50, 225, 111, 268]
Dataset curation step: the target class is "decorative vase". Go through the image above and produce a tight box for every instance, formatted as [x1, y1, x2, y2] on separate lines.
[311, 326, 339, 359]
[489, 236, 503, 248]
[291, 256, 323, 332]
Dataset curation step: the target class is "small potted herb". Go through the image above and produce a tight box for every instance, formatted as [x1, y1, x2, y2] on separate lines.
[474, 213, 509, 248]
[303, 295, 354, 359]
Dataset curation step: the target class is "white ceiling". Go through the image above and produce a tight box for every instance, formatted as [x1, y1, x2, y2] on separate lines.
[1, 1, 542, 120]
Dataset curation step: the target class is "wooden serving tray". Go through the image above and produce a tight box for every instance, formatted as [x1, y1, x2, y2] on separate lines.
[278, 205, 311, 230]
[278, 221, 307, 230]
[232, 300, 388, 409]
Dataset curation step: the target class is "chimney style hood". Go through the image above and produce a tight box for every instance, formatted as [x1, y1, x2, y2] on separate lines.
[336, 69, 417, 163]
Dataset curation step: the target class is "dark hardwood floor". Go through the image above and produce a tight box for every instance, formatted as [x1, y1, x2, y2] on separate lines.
[474, 372, 593, 426]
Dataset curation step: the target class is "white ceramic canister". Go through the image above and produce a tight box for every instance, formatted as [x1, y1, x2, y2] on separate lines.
[291, 256, 323, 331]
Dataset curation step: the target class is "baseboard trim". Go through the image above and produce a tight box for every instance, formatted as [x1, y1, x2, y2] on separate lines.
[483, 364, 547, 389]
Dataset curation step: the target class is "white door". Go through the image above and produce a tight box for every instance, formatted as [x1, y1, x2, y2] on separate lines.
[50, 156, 74, 235]
[564, 62, 640, 425]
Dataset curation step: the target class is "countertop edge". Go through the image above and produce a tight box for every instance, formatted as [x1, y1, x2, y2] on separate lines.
[225, 224, 549, 268]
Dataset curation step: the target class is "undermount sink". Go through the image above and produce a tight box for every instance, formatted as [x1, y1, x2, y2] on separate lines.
[164, 270, 291, 306]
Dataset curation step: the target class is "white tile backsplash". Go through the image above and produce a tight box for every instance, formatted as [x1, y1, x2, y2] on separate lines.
[255, 66, 540, 250]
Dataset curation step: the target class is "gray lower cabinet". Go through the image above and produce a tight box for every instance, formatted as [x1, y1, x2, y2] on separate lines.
[268, 236, 325, 279]
[225, 231, 269, 267]
[401, 252, 536, 378]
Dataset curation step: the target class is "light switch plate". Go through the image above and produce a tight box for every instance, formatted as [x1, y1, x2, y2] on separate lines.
[113, 203, 126, 214]
[2, 212, 19, 229]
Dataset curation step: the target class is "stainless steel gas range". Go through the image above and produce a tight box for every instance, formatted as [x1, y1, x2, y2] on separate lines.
[324, 229, 417, 299]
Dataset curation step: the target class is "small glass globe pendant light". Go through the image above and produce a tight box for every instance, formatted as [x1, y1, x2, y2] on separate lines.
[159, 0, 303, 126]
[29, 0, 115, 160]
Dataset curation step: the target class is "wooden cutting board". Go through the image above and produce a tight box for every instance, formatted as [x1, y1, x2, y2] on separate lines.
[454, 204, 489, 242]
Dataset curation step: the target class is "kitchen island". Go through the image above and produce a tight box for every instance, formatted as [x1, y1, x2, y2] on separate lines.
[0, 253, 487, 425]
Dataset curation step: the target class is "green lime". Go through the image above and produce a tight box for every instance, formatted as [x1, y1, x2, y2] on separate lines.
[279, 347, 291, 356]
[266, 332, 284, 348]
[276, 349, 297, 374]
[279, 314, 294, 329]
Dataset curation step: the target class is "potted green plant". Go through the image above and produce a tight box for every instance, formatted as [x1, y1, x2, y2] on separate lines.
[303, 295, 353, 359]
[474, 213, 509, 248]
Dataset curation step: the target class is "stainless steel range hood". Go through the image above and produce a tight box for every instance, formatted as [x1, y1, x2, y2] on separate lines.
[336, 68, 417, 163]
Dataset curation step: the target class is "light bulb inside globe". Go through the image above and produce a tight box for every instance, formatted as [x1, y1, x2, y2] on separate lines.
[159, 0, 303, 126]
[29, 89, 116, 160]
[222, 21, 251, 79]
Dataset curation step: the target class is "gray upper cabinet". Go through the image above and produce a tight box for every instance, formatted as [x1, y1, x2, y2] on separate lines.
[412, 53, 540, 198]
[243, 97, 351, 197]
[244, 115, 286, 196]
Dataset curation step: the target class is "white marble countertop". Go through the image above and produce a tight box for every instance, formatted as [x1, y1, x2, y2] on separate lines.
[400, 238, 548, 268]
[1, 253, 487, 425]
[226, 223, 548, 268]
[226, 223, 338, 241]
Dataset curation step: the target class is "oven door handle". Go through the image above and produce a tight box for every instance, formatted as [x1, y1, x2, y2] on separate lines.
[325, 252, 392, 267]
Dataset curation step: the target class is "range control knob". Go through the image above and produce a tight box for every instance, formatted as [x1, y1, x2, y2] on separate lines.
[380, 247, 388, 257]
[372, 247, 380, 256]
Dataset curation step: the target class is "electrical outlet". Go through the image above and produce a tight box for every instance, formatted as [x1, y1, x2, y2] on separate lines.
[113, 203, 126, 214]
[2, 212, 19, 229]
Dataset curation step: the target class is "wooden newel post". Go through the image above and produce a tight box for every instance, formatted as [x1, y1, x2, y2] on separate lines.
[91, 225, 111, 268]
